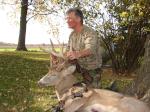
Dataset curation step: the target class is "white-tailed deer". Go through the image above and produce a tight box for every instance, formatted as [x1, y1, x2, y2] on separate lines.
[38, 39, 150, 112]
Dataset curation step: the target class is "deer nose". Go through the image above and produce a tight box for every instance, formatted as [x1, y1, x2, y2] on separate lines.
[37, 81, 45, 87]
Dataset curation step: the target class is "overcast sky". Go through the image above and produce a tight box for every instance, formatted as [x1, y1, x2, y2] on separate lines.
[0, 9, 71, 44]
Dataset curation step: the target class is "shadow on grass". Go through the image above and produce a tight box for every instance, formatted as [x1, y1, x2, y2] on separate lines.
[0, 52, 57, 112]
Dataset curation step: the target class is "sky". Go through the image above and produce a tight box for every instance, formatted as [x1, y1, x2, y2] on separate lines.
[0, 9, 71, 44]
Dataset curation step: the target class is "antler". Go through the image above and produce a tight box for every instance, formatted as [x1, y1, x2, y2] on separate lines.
[40, 38, 65, 59]
[40, 38, 67, 69]
[49, 38, 65, 59]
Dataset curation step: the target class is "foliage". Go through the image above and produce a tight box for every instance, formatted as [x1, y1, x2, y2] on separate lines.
[102, 0, 150, 74]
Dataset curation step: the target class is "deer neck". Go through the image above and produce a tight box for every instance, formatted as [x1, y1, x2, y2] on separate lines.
[55, 74, 77, 100]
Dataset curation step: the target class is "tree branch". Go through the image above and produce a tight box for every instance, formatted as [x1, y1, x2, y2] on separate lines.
[0, 1, 21, 5]
[26, 11, 57, 22]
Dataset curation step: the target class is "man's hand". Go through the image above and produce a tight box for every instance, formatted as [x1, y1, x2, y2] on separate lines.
[66, 51, 80, 60]
[66, 49, 92, 60]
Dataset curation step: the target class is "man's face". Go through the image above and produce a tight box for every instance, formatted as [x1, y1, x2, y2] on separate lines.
[65, 12, 80, 29]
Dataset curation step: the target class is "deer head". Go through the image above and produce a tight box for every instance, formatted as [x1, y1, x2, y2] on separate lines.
[38, 65, 76, 86]
[38, 39, 76, 87]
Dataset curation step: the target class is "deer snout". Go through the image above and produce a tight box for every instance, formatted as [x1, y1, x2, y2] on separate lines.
[37, 80, 46, 87]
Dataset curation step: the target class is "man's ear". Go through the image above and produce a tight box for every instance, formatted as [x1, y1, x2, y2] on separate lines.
[62, 65, 76, 76]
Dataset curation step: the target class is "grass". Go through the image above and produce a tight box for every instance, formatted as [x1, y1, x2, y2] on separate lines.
[0, 50, 133, 112]
[0, 48, 61, 52]
[0, 51, 57, 112]
[0, 48, 41, 52]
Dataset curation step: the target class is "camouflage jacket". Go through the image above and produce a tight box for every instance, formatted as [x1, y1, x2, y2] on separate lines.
[66, 25, 102, 70]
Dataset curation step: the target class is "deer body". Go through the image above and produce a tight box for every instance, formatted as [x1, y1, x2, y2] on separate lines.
[38, 65, 150, 112]
[38, 39, 150, 112]
[66, 89, 150, 112]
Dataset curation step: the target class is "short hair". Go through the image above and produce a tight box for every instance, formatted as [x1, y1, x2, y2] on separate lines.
[66, 8, 84, 24]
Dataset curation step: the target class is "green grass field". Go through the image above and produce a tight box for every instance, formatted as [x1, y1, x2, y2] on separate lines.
[0, 51, 58, 112]
[0, 50, 132, 112]
[0, 48, 41, 52]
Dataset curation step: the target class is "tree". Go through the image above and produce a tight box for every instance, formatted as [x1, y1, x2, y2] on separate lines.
[0, 0, 28, 51]
[124, 35, 150, 106]
[16, 0, 58, 51]
[100, 0, 150, 74]
[16, 0, 28, 51]
[0, 0, 59, 51]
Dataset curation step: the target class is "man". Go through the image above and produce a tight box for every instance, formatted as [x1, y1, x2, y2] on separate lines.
[65, 8, 102, 88]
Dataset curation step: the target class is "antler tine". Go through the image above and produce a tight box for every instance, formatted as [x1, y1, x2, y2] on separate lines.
[50, 55, 54, 68]
[61, 41, 65, 56]
[56, 37, 61, 46]
[49, 38, 65, 59]
[49, 38, 56, 52]
[58, 40, 66, 60]
[56, 38, 63, 54]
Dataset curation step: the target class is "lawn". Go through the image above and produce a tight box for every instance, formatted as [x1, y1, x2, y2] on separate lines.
[0, 51, 57, 112]
[0, 51, 133, 112]
[0, 48, 41, 52]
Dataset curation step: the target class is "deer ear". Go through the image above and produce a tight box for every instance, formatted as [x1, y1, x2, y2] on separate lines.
[62, 65, 76, 76]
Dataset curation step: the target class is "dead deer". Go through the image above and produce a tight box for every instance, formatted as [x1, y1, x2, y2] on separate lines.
[38, 39, 150, 112]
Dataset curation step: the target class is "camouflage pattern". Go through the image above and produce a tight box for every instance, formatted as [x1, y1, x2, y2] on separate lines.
[66, 25, 102, 70]
[74, 68, 102, 88]
[88, 68, 102, 88]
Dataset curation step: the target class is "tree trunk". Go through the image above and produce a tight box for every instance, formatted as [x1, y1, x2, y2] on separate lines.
[124, 34, 150, 106]
[16, 0, 28, 51]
